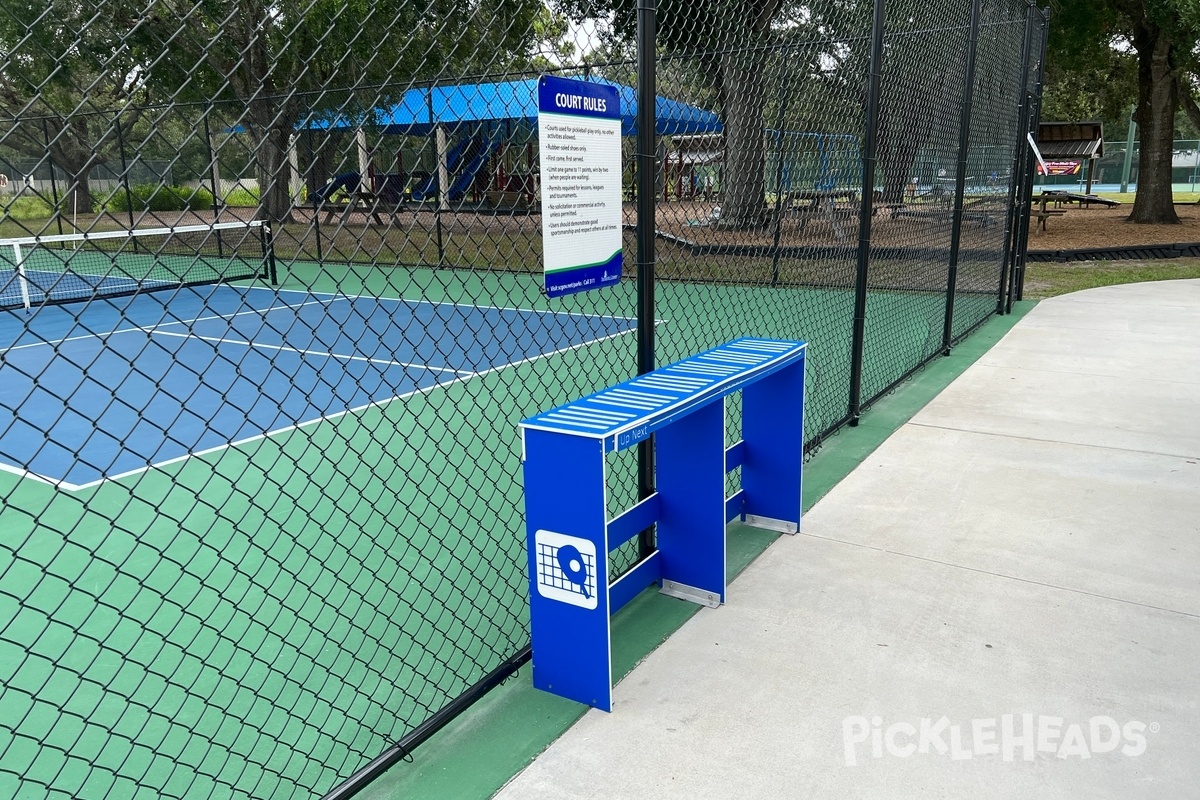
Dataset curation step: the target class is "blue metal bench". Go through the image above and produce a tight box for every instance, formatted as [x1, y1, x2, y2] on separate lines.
[520, 337, 806, 710]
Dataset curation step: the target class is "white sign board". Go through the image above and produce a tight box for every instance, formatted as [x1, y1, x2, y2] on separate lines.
[538, 75, 622, 298]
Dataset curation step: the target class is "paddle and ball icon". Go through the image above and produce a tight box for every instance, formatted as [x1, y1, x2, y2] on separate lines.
[533, 530, 599, 609]
[555, 544, 591, 599]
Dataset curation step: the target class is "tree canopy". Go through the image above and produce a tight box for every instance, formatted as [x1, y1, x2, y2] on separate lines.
[558, 0, 878, 229]
[1047, 0, 1200, 222]
[126, 0, 548, 222]
[0, 0, 152, 217]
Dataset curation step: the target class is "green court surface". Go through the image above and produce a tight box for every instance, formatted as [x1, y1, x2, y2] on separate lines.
[0, 258, 1020, 800]
[358, 298, 1035, 800]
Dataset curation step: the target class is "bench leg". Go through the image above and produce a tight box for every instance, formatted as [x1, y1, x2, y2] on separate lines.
[523, 430, 614, 710]
[742, 358, 805, 533]
[657, 398, 727, 607]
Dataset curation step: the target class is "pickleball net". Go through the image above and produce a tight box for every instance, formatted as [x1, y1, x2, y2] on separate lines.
[0, 220, 276, 310]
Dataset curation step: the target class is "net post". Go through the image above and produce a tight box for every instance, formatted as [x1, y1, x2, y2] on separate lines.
[942, 0, 983, 353]
[261, 222, 278, 285]
[848, 0, 886, 427]
[13, 241, 31, 311]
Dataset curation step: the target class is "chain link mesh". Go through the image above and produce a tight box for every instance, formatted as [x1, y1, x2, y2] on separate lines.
[0, 1, 1045, 797]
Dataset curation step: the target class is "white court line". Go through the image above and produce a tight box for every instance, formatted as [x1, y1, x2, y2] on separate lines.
[0, 459, 65, 489]
[241, 284, 641, 322]
[148, 329, 469, 375]
[7, 285, 640, 353]
[46, 326, 638, 492]
[2, 284, 644, 490]
[5, 295, 344, 352]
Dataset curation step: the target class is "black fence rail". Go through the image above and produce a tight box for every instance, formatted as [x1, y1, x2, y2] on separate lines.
[0, 1, 1047, 798]
[1027, 242, 1200, 262]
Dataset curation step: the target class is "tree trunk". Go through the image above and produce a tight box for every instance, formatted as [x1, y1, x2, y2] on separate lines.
[1128, 20, 1180, 224]
[247, 97, 297, 225]
[718, 48, 768, 229]
[61, 166, 96, 216]
[877, 123, 925, 204]
[47, 145, 100, 217]
[1177, 75, 1200, 144]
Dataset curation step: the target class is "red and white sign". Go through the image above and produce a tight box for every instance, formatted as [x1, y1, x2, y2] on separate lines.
[0, 173, 9, 189]
[1037, 161, 1082, 176]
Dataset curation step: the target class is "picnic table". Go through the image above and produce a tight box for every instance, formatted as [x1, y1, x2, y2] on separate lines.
[310, 172, 409, 226]
[1033, 192, 1069, 231]
[1033, 190, 1121, 232]
[781, 188, 858, 241]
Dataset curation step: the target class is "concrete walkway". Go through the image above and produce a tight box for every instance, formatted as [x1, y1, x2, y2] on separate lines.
[494, 280, 1200, 800]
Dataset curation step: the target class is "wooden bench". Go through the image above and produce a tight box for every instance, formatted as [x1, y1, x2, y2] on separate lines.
[1035, 208, 1068, 231]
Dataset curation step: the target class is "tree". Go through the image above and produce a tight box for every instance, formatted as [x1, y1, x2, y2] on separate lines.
[131, 0, 546, 223]
[558, 0, 880, 229]
[1048, 0, 1200, 223]
[557, 0, 790, 229]
[874, 7, 970, 204]
[0, 0, 149, 220]
[1176, 15, 1200, 159]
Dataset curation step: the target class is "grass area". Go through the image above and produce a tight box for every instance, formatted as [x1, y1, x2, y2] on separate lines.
[1023, 257, 1200, 299]
[1091, 190, 1200, 203]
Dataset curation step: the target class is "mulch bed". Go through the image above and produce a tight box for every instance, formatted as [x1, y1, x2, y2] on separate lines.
[1024, 202, 1200, 252]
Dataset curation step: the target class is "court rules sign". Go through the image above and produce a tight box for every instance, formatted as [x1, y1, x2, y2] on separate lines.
[538, 76, 622, 298]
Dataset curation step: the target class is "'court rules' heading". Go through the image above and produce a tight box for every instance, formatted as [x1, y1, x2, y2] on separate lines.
[552, 93, 607, 113]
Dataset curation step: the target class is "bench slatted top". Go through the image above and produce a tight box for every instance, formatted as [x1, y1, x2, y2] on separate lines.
[520, 338, 806, 452]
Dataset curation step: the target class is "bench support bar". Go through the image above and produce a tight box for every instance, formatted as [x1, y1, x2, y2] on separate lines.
[661, 579, 721, 608]
[744, 515, 799, 534]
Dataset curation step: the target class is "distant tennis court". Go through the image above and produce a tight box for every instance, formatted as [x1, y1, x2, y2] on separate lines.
[0, 283, 637, 489]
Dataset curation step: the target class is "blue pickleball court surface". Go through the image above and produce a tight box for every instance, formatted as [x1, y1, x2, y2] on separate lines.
[0, 285, 636, 488]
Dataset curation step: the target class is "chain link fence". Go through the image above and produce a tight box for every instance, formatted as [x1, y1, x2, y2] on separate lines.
[0, 1, 1046, 798]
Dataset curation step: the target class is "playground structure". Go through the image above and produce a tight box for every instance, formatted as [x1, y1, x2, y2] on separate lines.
[296, 78, 724, 218]
[296, 79, 874, 227]
[767, 131, 860, 196]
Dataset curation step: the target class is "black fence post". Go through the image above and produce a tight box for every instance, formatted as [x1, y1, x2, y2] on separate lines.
[997, 2, 1036, 314]
[1014, 8, 1049, 302]
[848, 0, 886, 426]
[1007, 6, 1042, 312]
[941, 0, 983, 352]
[636, 0, 657, 558]
[770, 52, 793, 288]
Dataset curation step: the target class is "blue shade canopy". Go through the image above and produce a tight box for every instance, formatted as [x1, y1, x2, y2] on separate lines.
[306, 78, 723, 137]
